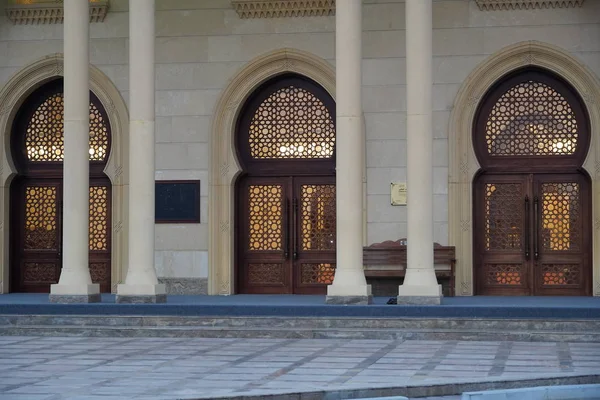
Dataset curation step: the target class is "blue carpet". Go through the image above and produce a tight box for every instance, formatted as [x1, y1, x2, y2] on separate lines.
[0, 294, 599, 319]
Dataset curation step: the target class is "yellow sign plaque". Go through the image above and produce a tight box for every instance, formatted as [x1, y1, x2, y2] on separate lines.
[390, 182, 407, 206]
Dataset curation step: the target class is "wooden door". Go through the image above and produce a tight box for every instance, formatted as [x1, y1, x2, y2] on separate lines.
[11, 177, 112, 293]
[238, 176, 336, 294]
[11, 178, 63, 293]
[532, 174, 591, 296]
[292, 176, 336, 294]
[474, 174, 531, 295]
[474, 173, 591, 296]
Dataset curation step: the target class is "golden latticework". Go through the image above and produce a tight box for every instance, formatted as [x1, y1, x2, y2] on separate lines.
[485, 81, 578, 156]
[24, 186, 57, 250]
[542, 264, 579, 285]
[487, 264, 522, 285]
[89, 186, 109, 251]
[301, 263, 335, 284]
[249, 86, 335, 159]
[248, 185, 282, 251]
[300, 184, 335, 251]
[485, 183, 522, 251]
[25, 92, 109, 162]
[541, 182, 579, 251]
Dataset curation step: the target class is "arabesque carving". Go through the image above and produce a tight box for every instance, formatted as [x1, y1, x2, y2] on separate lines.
[475, 0, 584, 10]
[232, 0, 335, 18]
[6, 0, 108, 24]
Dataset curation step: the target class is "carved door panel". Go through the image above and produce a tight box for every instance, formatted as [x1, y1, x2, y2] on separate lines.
[474, 174, 531, 296]
[532, 174, 591, 296]
[293, 176, 336, 294]
[238, 177, 292, 294]
[11, 179, 63, 293]
[11, 178, 112, 293]
[238, 176, 336, 294]
[474, 173, 591, 296]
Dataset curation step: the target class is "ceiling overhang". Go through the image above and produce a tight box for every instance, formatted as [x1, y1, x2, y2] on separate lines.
[6, 0, 109, 24]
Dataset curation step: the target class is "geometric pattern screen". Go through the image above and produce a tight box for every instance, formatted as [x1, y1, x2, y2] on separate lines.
[248, 85, 335, 159]
[485, 80, 578, 156]
[25, 91, 109, 162]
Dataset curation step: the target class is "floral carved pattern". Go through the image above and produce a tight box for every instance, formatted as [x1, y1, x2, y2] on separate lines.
[248, 263, 284, 284]
[23, 262, 58, 284]
[475, 0, 584, 11]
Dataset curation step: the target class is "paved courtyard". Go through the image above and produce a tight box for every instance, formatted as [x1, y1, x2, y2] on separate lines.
[0, 336, 599, 400]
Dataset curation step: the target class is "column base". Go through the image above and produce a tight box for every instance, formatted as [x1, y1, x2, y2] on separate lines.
[49, 283, 100, 303]
[49, 294, 101, 304]
[397, 284, 443, 305]
[396, 295, 441, 305]
[326, 295, 373, 305]
[116, 283, 167, 303]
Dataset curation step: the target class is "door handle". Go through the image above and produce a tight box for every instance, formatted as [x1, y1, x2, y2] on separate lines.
[283, 199, 290, 259]
[533, 196, 539, 260]
[292, 198, 298, 260]
[524, 195, 530, 260]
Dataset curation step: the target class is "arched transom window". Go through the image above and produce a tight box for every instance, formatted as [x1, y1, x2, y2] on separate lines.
[247, 84, 335, 160]
[485, 81, 578, 156]
[24, 91, 109, 163]
[474, 69, 589, 171]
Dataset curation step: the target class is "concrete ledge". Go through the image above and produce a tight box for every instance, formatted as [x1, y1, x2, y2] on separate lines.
[397, 295, 442, 305]
[115, 294, 167, 304]
[49, 294, 101, 304]
[326, 295, 373, 305]
[462, 383, 600, 399]
[185, 373, 600, 399]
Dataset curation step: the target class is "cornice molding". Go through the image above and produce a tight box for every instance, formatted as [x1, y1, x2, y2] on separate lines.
[475, 0, 584, 10]
[231, 0, 335, 19]
[6, 0, 109, 24]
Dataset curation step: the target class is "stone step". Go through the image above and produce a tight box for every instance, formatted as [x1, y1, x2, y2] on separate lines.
[2, 315, 600, 342]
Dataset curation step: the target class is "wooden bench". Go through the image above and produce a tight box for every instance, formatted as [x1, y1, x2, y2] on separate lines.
[362, 239, 456, 297]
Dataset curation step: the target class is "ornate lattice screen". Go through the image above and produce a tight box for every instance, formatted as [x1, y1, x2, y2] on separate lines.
[25, 92, 109, 162]
[485, 80, 578, 156]
[248, 85, 335, 159]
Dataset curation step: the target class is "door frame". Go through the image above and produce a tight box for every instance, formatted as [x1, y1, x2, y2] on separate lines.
[448, 41, 600, 297]
[473, 172, 592, 296]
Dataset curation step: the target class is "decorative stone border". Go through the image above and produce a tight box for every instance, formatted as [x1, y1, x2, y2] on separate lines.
[6, 0, 109, 24]
[475, 0, 584, 11]
[209, 49, 335, 295]
[0, 54, 129, 294]
[231, 0, 335, 18]
[448, 41, 600, 296]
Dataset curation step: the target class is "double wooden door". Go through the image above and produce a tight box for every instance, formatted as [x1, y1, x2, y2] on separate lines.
[10, 177, 112, 293]
[238, 175, 336, 294]
[474, 173, 591, 296]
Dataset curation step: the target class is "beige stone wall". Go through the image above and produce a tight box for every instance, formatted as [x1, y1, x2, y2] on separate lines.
[0, 0, 598, 291]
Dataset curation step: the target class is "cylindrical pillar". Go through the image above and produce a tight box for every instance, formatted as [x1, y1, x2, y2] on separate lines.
[397, 0, 442, 305]
[326, 0, 372, 305]
[50, 0, 99, 303]
[116, 0, 166, 303]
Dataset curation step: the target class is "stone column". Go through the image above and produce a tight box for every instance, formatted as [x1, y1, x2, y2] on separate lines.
[326, 0, 372, 305]
[397, 0, 442, 305]
[50, 0, 99, 303]
[116, 0, 166, 303]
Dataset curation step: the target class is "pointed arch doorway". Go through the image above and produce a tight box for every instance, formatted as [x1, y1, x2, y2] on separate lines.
[235, 74, 337, 294]
[473, 68, 592, 296]
[9, 79, 112, 293]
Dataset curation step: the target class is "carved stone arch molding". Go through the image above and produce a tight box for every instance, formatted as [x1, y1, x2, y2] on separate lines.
[0, 53, 129, 294]
[448, 41, 600, 296]
[209, 48, 335, 295]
